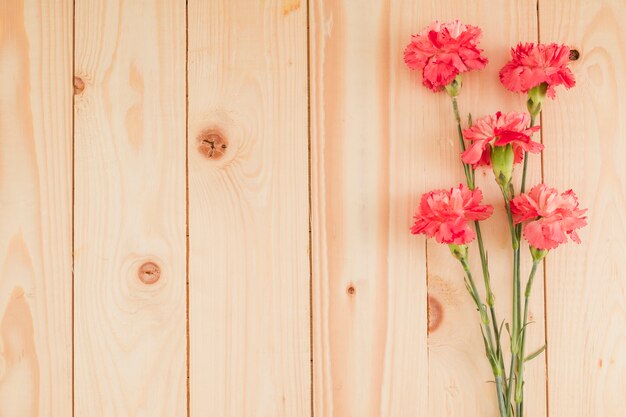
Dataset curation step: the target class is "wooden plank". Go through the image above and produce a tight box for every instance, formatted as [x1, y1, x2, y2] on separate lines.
[187, 1, 310, 416]
[539, 1, 626, 416]
[310, 1, 545, 416]
[309, 1, 429, 416]
[73, 1, 187, 415]
[0, 0, 73, 415]
[417, 3, 546, 417]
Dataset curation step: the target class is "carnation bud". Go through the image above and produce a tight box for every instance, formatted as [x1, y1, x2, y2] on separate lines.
[527, 82, 548, 117]
[444, 75, 463, 97]
[491, 144, 515, 190]
[530, 246, 548, 261]
[448, 244, 468, 261]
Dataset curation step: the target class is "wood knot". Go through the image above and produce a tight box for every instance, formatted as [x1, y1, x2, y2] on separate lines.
[569, 49, 580, 61]
[346, 284, 356, 296]
[197, 129, 228, 160]
[73, 76, 85, 94]
[427, 295, 443, 333]
[138, 262, 160, 284]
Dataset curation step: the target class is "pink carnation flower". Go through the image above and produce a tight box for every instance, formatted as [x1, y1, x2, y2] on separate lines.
[461, 111, 542, 167]
[510, 184, 587, 250]
[499, 43, 576, 98]
[404, 20, 488, 92]
[411, 184, 494, 244]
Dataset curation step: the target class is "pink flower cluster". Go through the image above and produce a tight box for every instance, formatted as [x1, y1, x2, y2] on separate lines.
[500, 43, 576, 98]
[404, 22, 586, 415]
[405, 21, 586, 252]
[404, 20, 488, 91]
[461, 111, 542, 167]
[405, 20, 575, 99]
[411, 185, 493, 244]
[511, 184, 587, 250]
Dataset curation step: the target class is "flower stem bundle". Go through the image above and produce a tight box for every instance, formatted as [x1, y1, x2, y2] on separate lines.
[405, 20, 587, 417]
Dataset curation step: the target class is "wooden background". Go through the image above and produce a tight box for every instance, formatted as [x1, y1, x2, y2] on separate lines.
[0, 0, 624, 416]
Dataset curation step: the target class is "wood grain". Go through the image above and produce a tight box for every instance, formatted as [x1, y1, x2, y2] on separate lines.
[309, 1, 429, 415]
[187, 1, 311, 416]
[309, 1, 548, 416]
[73, 1, 187, 415]
[0, 0, 73, 415]
[2, 1, 625, 415]
[415, 3, 547, 417]
[540, 1, 626, 416]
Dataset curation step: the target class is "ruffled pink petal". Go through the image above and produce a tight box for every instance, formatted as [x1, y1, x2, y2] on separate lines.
[422, 59, 459, 91]
[404, 20, 488, 92]
[411, 184, 493, 245]
[512, 184, 587, 250]
[499, 42, 576, 98]
[462, 140, 489, 165]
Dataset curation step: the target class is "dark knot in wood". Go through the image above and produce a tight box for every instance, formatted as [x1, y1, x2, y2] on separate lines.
[73, 76, 85, 95]
[138, 262, 161, 285]
[197, 129, 228, 160]
[427, 295, 443, 333]
[346, 284, 356, 296]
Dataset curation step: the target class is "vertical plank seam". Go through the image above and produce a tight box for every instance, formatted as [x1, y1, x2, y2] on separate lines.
[185, 1, 191, 416]
[536, 2, 551, 416]
[424, 239, 430, 411]
[306, 0, 314, 415]
[72, 0, 76, 415]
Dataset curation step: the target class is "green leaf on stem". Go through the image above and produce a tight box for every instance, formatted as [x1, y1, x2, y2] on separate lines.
[499, 320, 506, 335]
[524, 345, 546, 362]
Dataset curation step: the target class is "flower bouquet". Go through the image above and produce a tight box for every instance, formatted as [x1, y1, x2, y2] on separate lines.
[404, 21, 587, 417]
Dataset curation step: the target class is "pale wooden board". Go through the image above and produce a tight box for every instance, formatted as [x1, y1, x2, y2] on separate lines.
[73, 1, 187, 415]
[415, 3, 547, 417]
[187, 0, 311, 416]
[539, 1, 626, 416]
[0, 0, 73, 415]
[310, 1, 547, 416]
[309, 1, 429, 416]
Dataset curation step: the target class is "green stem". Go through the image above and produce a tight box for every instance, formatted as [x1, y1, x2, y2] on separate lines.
[458, 257, 508, 417]
[507, 355, 516, 416]
[515, 260, 541, 416]
[451, 97, 475, 189]
[453, 96, 507, 410]
[475, 222, 507, 391]
[520, 114, 536, 195]
[502, 188, 520, 414]
[459, 258, 495, 352]
[496, 376, 509, 417]
[511, 113, 538, 416]
[454, 97, 503, 382]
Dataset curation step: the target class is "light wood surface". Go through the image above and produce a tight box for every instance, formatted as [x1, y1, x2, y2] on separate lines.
[0, 0, 73, 415]
[413, 3, 547, 417]
[540, 1, 626, 416]
[0, 0, 624, 416]
[187, 0, 311, 416]
[308, 1, 546, 416]
[73, 0, 187, 415]
[308, 1, 429, 416]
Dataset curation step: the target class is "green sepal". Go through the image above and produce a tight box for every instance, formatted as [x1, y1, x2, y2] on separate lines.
[530, 246, 548, 261]
[448, 244, 468, 261]
[527, 82, 548, 117]
[444, 74, 463, 97]
[491, 144, 515, 190]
